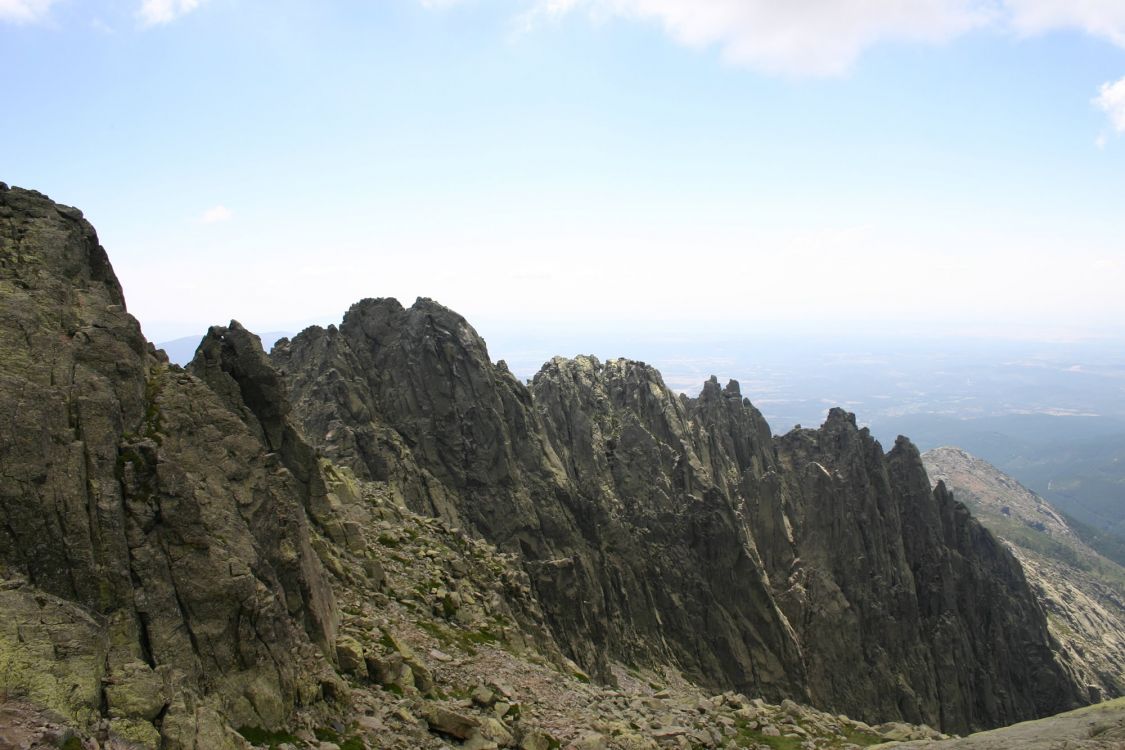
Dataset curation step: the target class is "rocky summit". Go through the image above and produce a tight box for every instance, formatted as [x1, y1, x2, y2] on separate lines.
[0, 184, 1097, 750]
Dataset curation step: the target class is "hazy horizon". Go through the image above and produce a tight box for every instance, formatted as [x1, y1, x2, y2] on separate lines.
[4, 0, 1125, 347]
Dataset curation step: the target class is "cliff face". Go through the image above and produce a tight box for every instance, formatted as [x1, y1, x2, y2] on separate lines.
[0, 185, 340, 748]
[767, 420, 1075, 729]
[923, 447, 1125, 703]
[0, 185, 1086, 746]
[270, 303, 808, 702]
[274, 297, 1083, 733]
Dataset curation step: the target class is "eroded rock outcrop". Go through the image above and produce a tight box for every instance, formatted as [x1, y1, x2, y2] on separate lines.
[0, 184, 1088, 746]
[275, 297, 1083, 733]
[0, 185, 340, 748]
[769, 418, 1075, 729]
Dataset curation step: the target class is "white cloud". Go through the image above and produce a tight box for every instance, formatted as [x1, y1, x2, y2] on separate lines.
[1094, 76, 1125, 133]
[424, 0, 1125, 76]
[534, 0, 994, 76]
[138, 0, 207, 27]
[1002, 0, 1125, 47]
[200, 205, 233, 224]
[0, 0, 56, 23]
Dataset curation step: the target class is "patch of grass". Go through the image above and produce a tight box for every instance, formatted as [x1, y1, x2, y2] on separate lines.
[465, 627, 499, 646]
[836, 725, 885, 747]
[416, 620, 456, 649]
[339, 736, 366, 750]
[314, 726, 340, 743]
[740, 732, 803, 750]
[416, 619, 499, 655]
[58, 738, 83, 750]
[236, 727, 300, 748]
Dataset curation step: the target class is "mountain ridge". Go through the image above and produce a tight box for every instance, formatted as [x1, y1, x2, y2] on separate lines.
[0, 183, 1091, 748]
[270, 292, 1083, 731]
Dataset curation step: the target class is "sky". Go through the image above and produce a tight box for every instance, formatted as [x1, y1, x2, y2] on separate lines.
[2, 0, 1125, 350]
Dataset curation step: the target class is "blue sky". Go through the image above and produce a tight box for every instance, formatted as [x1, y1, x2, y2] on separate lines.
[2, 0, 1124, 346]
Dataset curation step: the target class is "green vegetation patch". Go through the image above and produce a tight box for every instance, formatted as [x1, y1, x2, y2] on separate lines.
[376, 533, 401, 548]
[314, 727, 340, 743]
[732, 717, 800, 750]
[236, 726, 300, 748]
[729, 715, 882, 750]
[837, 725, 885, 747]
[733, 729, 804, 750]
[415, 619, 499, 655]
[977, 509, 1125, 595]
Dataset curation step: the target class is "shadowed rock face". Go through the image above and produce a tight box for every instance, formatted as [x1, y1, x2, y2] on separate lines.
[0, 184, 1085, 741]
[276, 297, 1084, 733]
[923, 447, 1125, 704]
[773, 417, 1077, 729]
[0, 186, 339, 748]
[272, 302, 809, 700]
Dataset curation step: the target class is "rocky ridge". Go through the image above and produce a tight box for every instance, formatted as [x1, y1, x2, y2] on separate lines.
[273, 295, 1082, 733]
[922, 447, 1125, 702]
[0, 184, 1093, 748]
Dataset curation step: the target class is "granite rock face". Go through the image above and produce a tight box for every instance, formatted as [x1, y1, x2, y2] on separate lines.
[529, 357, 806, 700]
[770, 418, 1076, 729]
[275, 297, 1083, 733]
[923, 447, 1125, 704]
[0, 185, 340, 747]
[0, 184, 1086, 745]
